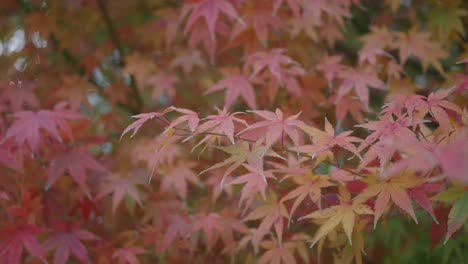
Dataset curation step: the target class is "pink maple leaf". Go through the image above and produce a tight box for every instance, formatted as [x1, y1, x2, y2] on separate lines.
[165, 107, 200, 132]
[191, 107, 248, 147]
[228, 164, 276, 206]
[434, 131, 468, 185]
[0, 80, 38, 112]
[170, 50, 207, 75]
[298, 118, 362, 158]
[245, 48, 303, 84]
[240, 109, 303, 146]
[336, 68, 385, 107]
[205, 67, 257, 109]
[357, 116, 417, 170]
[183, 0, 242, 41]
[97, 173, 145, 214]
[316, 55, 346, 84]
[112, 246, 146, 264]
[160, 161, 200, 200]
[4, 108, 81, 152]
[192, 212, 247, 252]
[121, 108, 172, 139]
[160, 215, 192, 253]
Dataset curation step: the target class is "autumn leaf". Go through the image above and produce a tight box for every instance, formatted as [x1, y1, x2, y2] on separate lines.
[434, 130, 468, 185]
[244, 48, 304, 84]
[170, 50, 207, 75]
[229, 3, 282, 48]
[243, 193, 289, 247]
[3, 108, 81, 152]
[199, 140, 282, 186]
[316, 55, 346, 84]
[160, 215, 192, 253]
[145, 72, 178, 102]
[357, 116, 417, 170]
[240, 108, 304, 146]
[299, 187, 373, 247]
[183, 0, 242, 41]
[360, 26, 394, 51]
[205, 67, 257, 109]
[121, 109, 172, 139]
[192, 212, 248, 252]
[46, 146, 107, 192]
[97, 173, 145, 214]
[339, 219, 370, 264]
[425, 89, 461, 132]
[0, 80, 38, 112]
[43, 221, 99, 264]
[0, 223, 45, 264]
[228, 164, 276, 206]
[333, 94, 369, 124]
[160, 161, 200, 200]
[165, 107, 200, 133]
[112, 246, 146, 264]
[6, 190, 43, 222]
[280, 171, 334, 220]
[189, 107, 248, 147]
[445, 192, 468, 243]
[392, 28, 448, 73]
[298, 118, 362, 160]
[0, 191, 8, 200]
[354, 170, 429, 228]
[336, 68, 385, 107]
[258, 237, 297, 264]
[268, 154, 307, 182]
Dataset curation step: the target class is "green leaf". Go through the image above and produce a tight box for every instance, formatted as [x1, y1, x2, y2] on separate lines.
[445, 192, 468, 243]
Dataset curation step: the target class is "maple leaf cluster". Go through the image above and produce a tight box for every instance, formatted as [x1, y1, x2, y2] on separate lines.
[0, 0, 467, 263]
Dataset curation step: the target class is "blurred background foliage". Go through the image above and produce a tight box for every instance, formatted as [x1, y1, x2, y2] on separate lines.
[0, 0, 467, 263]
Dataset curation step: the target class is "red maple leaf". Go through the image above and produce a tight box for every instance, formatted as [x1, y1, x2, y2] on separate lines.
[43, 221, 99, 264]
[46, 146, 107, 192]
[0, 223, 45, 264]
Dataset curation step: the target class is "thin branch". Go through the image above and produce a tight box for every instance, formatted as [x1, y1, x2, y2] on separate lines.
[96, 0, 144, 113]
